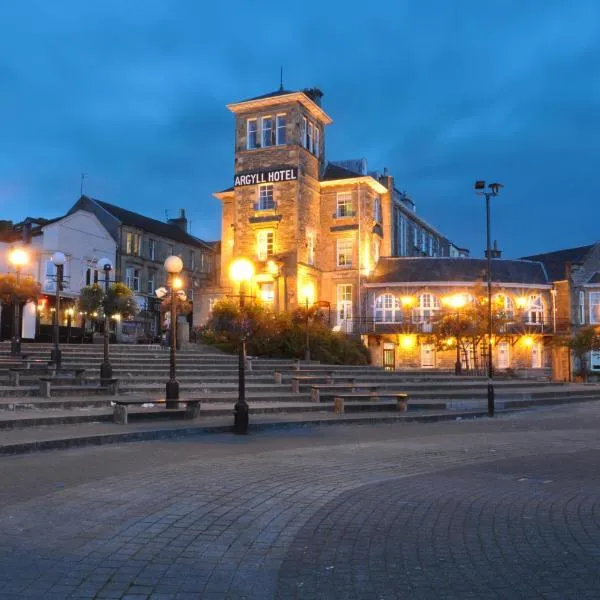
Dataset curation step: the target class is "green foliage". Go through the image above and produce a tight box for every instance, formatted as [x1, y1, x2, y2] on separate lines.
[0, 273, 41, 304]
[78, 284, 104, 317]
[103, 282, 138, 319]
[198, 299, 370, 365]
[558, 326, 600, 379]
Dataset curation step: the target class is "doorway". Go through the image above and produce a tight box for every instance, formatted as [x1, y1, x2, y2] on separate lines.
[497, 342, 510, 369]
[383, 342, 395, 371]
[420, 343, 435, 368]
[532, 342, 542, 368]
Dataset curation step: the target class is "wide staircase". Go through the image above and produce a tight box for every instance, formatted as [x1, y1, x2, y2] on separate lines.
[1, 342, 599, 427]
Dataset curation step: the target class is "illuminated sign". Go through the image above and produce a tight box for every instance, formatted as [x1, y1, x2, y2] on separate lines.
[234, 167, 298, 187]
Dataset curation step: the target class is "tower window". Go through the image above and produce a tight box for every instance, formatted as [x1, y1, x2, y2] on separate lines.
[301, 117, 308, 148]
[336, 192, 354, 218]
[258, 184, 274, 210]
[276, 114, 287, 145]
[247, 118, 258, 149]
[262, 116, 273, 147]
[308, 122, 314, 153]
[337, 238, 354, 268]
[314, 126, 320, 157]
[257, 230, 274, 261]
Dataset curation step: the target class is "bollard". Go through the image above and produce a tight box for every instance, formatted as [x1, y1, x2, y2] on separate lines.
[333, 397, 345, 414]
[233, 399, 249, 434]
[274, 371, 282, 384]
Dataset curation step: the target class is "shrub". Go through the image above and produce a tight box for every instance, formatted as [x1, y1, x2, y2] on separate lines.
[198, 300, 369, 365]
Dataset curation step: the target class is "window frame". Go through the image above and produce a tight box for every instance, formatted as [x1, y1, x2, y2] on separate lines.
[589, 292, 600, 324]
[276, 114, 287, 145]
[149, 239, 156, 261]
[373, 196, 382, 223]
[314, 125, 320, 157]
[414, 293, 441, 322]
[261, 115, 273, 148]
[307, 122, 314, 153]
[526, 294, 544, 324]
[578, 290, 585, 324]
[258, 184, 275, 210]
[147, 272, 155, 295]
[257, 230, 274, 261]
[301, 117, 308, 148]
[374, 293, 402, 323]
[247, 118, 258, 149]
[336, 191, 354, 218]
[336, 238, 354, 268]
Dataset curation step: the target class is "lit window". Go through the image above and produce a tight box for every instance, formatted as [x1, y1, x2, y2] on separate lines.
[414, 293, 441, 322]
[307, 233, 315, 266]
[526, 294, 544, 324]
[257, 230, 274, 261]
[301, 117, 308, 148]
[494, 294, 514, 319]
[262, 116, 273, 147]
[308, 122, 314, 153]
[336, 192, 353, 218]
[374, 294, 402, 323]
[589, 292, 600, 324]
[258, 184, 274, 210]
[276, 114, 287, 145]
[126, 232, 141, 256]
[247, 118, 258, 149]
[337, 238, 353, 268]
[314, 126, 320, 157]
[260, 282, 274, 305]
[337, 284, 353, 324]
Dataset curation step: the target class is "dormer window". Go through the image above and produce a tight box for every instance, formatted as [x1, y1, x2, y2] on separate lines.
[276, 114, 287, 145]
[262, 116, 273, 147]
[247, 118, 258, 149]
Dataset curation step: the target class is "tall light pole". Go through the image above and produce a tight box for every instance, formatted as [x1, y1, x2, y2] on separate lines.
[161, 255, 184, 409]
[50, 251, 66, 369]
[98, 258, 113, 381]
[474, 180, 503, 417]
[8, 248, 28, 356]
[230, 258, 255, 434]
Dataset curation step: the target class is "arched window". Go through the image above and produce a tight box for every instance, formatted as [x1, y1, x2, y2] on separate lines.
[414, 293, 441, 322]
[494, 294, 514, 319]
[526, 294, 544, 324]
[374, 294, 402, 322]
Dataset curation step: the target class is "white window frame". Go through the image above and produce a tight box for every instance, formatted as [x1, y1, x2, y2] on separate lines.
[247, 118, 258, 149]
[125, 267, 140, 292]
[190, 251, 196, 270]
[276, 114, 286, 145]
[578, 291, 585, 324]
[126, 232, 141, 256]
[307, 122, 314, 153]
[261, 115, 273, 148]
[314, 125, 320, 157]
[494, 293, 514, 319]
[526, 294, 544, 325]
[589, 292, 600, 324]
[373, 196, 382, 223]
[147, 272, 155, 295]
[257, 230, 274, 261]
[301, 116, 308, 148]
[336, 191, 353, 218]
[307, 233, 315, 266]
[337, 284, 353, 327]
[414, 293, 441, 323]
[336, 238, 353, 268]
[258, 184, 274, 210]
[149, 239, 156, 261]
[374, 293, 402, 323]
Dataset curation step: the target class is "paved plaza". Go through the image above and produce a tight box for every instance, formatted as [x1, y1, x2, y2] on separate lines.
[0, 403, 599, 599]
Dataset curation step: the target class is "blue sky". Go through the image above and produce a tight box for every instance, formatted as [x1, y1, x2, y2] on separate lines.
[1, 0, 598, 258]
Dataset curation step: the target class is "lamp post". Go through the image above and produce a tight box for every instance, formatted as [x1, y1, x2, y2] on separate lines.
[8, 247, 28, 356]
[475, 180, 503, 417]
[162, 255, 184, 408]
[98, 258, 113, 381]
[50, 251, 66, 369]
[230, 258, 255, 434]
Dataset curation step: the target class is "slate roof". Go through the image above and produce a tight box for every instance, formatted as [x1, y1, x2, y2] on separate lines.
[93, 199, 211, 250]
[369, 257, 549, 285]
[239, 88, 296, 103]
[521, 245, 595, 281]
[321, 162, 363, 181]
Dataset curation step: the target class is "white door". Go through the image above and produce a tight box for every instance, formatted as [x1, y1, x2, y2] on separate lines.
[497, 342, 510, 369]
[336, 284, 353, 332]
[532, 342, 542, 368]
[421, 343, 435, 368]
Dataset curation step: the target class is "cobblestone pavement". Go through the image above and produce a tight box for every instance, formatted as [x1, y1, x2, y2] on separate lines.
[0, 402, 600, 599]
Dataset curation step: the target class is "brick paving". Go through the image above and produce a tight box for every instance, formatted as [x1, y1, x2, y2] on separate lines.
[0, 402, 599, 598]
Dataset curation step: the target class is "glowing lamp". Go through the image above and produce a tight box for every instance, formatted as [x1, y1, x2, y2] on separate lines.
[398, 334, 416, 350]
[229, 258, 255, 283]
[8, 247, 28, 268]
[400, 296, 416, 307]
[523, 335, 534, 347]
[301, 283, 315, 305]
[164, 255, 184, 274]
[172, 276, 184, 290]
[516, 296, 528, 308]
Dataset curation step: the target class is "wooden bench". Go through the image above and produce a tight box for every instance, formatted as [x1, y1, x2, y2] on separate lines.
[310, 383, 380, 402]
[9, 367, 85, 386]
[113, 398, 201, 424]
[274, 369, 335, 384]
[333, 393, 409, 414]
[38, 377, 119, 398]
[290, 374, 352, 393]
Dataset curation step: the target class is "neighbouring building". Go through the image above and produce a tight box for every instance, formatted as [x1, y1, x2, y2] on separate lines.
[199, 86, 466, 328]
[522, 243, 600, 379]
[0, 210, 116, 342]
[362, 257, 554, 373]
[69, 196, 217, 338]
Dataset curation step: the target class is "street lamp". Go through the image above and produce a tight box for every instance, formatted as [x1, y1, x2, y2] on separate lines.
[475, 180, 503, 416]
[8, 247, 28, 356]
[98, 258, 113, 381]
[229, 258, 255, 434]
[161, 255, 184, 408]
[50, 251, 66, 369]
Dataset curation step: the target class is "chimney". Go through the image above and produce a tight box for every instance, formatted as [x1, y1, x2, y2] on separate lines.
[22, 221, 32, 244]
[168, 208, 188, 233]
[303, 88, 324, 106]
[485, 240, 502, 259]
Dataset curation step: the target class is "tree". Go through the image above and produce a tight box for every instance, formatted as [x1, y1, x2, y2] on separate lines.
[0, 273, 41, 304]
[78, 284, 104, 317]
[564, 326, 600, 381]
[103, 283, 138, 319]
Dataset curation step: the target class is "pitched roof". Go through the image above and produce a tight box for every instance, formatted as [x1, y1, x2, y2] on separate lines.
[369, 257, 549, 286]
[240, 88, 296, 103]
[521, 244, 594, 281]
[92, 199, 211, 250]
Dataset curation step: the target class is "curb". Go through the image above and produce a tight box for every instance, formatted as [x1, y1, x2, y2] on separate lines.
[0, 410, 490, 456]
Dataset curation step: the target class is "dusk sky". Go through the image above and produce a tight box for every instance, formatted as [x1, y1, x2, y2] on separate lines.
[1, 1, 598, 258]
